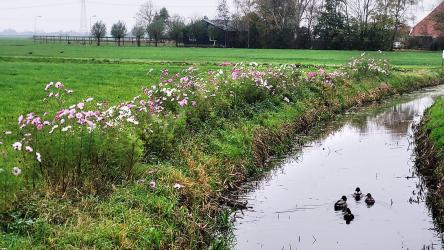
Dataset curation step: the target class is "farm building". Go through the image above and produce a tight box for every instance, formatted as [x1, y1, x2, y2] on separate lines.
[410, 1, 444, 49]
[183, 17, 246, 47]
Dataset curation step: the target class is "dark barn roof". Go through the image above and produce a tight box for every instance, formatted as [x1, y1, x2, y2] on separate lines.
[202, 18, 237, 32]
[411, 1, 444, 38]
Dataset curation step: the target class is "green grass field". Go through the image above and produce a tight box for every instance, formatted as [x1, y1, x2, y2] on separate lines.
[0, 38, 441, 67]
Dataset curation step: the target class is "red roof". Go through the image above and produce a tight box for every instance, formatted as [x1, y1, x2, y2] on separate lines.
[411, 1, 444, 37]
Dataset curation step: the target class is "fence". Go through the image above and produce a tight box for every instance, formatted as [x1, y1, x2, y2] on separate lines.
[32, 35, 172, 46]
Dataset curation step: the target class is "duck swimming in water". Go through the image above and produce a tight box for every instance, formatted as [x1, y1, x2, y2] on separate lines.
[365, 193, 375, 206]
[353, 187, 363, 201]
[334, 195, 348, 210]
[343, 208, 355, 222]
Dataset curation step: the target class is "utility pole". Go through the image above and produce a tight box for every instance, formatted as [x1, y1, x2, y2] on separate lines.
[89, 15, 97, 35]
[34, 16, 42, 35]
[80, 0, 87, 34]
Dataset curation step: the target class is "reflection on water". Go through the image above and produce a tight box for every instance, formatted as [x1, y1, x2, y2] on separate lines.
[233, 87, 444, 250]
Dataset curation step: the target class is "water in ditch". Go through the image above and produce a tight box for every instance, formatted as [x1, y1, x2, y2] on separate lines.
[233, 86, 444, 250]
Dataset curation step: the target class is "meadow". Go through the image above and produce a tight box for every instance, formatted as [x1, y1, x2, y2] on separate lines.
[0, 38, 441, 67]
[0, 38, 443, 249]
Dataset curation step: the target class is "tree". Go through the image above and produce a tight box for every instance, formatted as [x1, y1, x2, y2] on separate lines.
[159, 7, 170, 21]
[91, 21, 106, 46]
[217, 0, 230, 47]
[234, 0, 255, 48]
[132, 25, 145, 47]
[147, 15, 166, 47]
[388, 0, 417, 50]
[136, 1, 155, 27]
[168, 15, 185, 47]
[314, 0, 347, 49]
[111, 21, 127, 46]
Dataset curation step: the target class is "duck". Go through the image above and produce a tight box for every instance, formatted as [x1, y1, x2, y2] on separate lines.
[365, 193, 375, 206]
[334, 195, 348, 211]
[353, 187, 363, 201]
[343, 208, 355, 222]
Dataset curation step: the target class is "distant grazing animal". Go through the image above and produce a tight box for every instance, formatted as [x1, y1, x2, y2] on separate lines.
[335, 195, 348, 210]
[365, 193, 375, 206]
[343, 208, 355, 222]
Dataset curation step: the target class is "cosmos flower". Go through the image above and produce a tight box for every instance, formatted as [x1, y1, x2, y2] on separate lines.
[12, 167, 21, 176]
[12, 142, 22, 151]
[173, 183, 184, 190]
[25, 146, 33, 152]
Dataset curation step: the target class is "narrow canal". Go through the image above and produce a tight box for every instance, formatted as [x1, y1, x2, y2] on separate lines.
[233, 86, 444, 249]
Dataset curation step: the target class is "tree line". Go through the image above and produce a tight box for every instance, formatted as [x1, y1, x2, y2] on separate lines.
[91, 0, 417, 50]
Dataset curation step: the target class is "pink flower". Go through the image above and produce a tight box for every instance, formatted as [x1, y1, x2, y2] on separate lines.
[18, 115, 23, 124]
[180, 77, 189, 83]
[86, 120, 95, 128]
[231, 69, 242, 80]
[77, 102, 85, 110]
[178, 99, 188, 107]
[307, 72, 317, 78]
[75, 113, 83, 119]
[149, 181, 156, 189]
[140, 100, 146, 106]
[25, 146, 33, 152]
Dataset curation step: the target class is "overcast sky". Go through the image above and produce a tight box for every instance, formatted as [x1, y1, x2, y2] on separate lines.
[0, 0, 441, 33]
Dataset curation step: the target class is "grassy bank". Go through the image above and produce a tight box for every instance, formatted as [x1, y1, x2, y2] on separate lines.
[415, 98, 444, 230]
[0, 52, 443, 249]
[0, 38, 441, 68]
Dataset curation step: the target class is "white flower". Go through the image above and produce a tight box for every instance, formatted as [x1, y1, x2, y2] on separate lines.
[0, 141, 3, 145]
[4, 131, 12, 135]
[85, 97, 94, 102]
[173, 183, 184, 190]
[49, 125, 59, 134]
[284, 97, 290, 103]
[36, 152, 42, 163]
[12, 142, 22, 151]
[149, 181, 156, 189]
[61, 126, 72, 132]
[12, 167, 21, 176]
[25, 146, 33, 152]
[0, 168, 4, 173]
